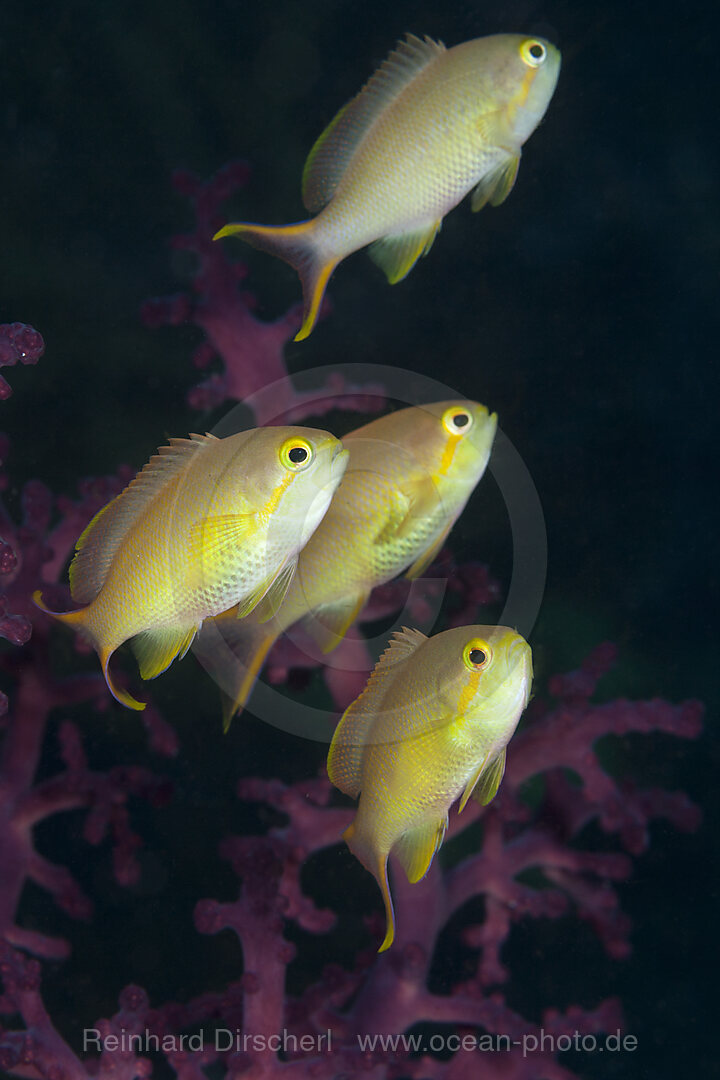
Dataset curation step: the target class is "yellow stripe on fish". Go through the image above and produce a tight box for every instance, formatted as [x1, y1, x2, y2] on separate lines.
[34, 428, 348, 709]
[327, 624, 533, 951]
[195, 401, 498, 726]
[215, 33, 560, 339]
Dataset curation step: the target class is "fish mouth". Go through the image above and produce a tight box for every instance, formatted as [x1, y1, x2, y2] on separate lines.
[471, 408, 498, 450]
[508, 635, 533, 702]
[331, 444, 350, 479]
[508, 634, 530, 662]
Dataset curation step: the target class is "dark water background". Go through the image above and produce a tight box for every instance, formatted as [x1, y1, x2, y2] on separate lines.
[1, 1, 717, 1077]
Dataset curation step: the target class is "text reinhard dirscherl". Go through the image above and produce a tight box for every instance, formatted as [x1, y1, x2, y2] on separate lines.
[83, 1027, 639, 1058]
[83, 1028, 332, 1054]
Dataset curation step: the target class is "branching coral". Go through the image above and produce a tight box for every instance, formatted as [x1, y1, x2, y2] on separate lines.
[141, 164, 384, 424]
[0, 204, 703, 1079]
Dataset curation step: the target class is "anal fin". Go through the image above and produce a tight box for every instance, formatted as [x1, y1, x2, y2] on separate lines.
[394, 815, 448, 884]
[369, 221, 441, 284]
[132, 624, 197, 681]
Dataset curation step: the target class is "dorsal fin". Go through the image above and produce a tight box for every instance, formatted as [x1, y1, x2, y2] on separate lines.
[327, 627, 426, 797]
[69, 433, 217, 604]
[302, 34, 446, 213]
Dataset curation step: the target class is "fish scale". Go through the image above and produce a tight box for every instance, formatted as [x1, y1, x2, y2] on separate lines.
[215, 33, 560, 338]
[196, 401, 498, 725]
[35, 426, 347, 710]
[328, 624, 533, 950]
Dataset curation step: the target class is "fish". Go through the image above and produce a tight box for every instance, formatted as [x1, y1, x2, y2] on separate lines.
[195, 401, 497, 725]
[34, 427, 348, 710]
[327, 624, 532, 950]
[215, 33, 560, 340]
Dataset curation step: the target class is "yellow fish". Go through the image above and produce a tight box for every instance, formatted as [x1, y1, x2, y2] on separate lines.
[328, 624, 532, 951]
[197, 401, 497, 724]
[34, 427, 348, 710]
[215, 33, 560, 340]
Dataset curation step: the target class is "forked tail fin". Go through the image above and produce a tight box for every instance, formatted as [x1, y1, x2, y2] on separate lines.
[213, 220, 338, 341]
[193, 610, 280, 731]
[32, 590, 146, 710]
[343, 822, 396, 952]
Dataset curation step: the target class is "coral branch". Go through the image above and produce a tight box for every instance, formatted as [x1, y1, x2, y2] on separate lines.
[141, 165, 385, 423]
[0, 323, 44, 400]
[0, 203, 705, 1080]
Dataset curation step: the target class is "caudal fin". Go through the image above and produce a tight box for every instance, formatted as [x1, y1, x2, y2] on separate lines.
[193, 611, 280, 730]
[213, 220, 338, 341]
[32, 590, 146, 711]
[343, 822, 396, 952]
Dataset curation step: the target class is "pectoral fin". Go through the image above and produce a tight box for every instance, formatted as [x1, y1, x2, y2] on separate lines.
[375, 478, 440, 547]
[473, 747, 507, 806]
[250, 558, 297, 622]
[471, 155, 521, 212]
[394, 815, 448, 884]
[405, 523, 451, 580]
[234, 557, 297, 620]
[188, 512, 256, 589]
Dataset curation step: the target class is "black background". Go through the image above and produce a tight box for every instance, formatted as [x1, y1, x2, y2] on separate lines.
[1, 2, 716, 1077]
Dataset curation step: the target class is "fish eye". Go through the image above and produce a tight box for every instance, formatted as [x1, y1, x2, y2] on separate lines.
[280, 438, 314, 471]
[442, 407, 474, 435]
[463, 639, 493, 672]
[520, 39, 547, 67]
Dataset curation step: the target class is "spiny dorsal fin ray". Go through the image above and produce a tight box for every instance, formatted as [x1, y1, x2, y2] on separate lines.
[327, 627, 426, 797]
[69, 434, 218, 605]
[302, 34, 446, 213]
